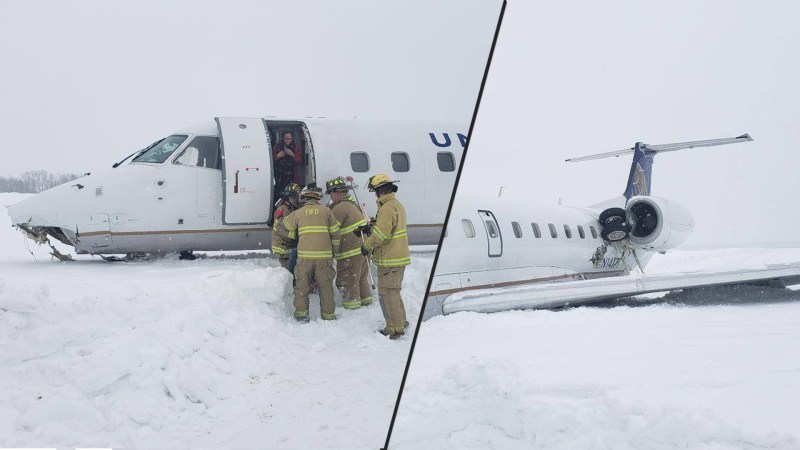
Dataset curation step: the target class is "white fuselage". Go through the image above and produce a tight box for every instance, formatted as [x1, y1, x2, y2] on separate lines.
[8, 117, 466, 254]
[424, 197, 656, 317]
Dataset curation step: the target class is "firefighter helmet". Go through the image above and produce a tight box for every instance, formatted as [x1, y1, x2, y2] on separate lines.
[325, 177, 350, 194]
[367, 174, 399, 192]
[300, 184, 323, 200]
[282, 183, 301, 197]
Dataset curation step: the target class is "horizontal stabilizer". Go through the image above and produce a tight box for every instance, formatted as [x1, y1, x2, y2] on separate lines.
[566, 134, 753, 163]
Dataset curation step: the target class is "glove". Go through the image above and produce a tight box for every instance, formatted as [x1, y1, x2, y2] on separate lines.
[360, 245, 370, 256]
[287, 238, 298, 249]
[355, 224, 372, 237]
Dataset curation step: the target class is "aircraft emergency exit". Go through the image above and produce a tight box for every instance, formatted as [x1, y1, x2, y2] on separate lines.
[424, 134, 800, 318]
[8, 117, 466, 258]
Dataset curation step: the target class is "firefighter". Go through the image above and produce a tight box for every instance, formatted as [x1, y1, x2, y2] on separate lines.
[271, 183, 301, 271]
[360, 174, 410, 339]
[326, 177, 371, 310]
[283, 184, 341, 323]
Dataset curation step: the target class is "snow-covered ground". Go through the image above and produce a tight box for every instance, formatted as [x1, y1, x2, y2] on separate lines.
[0, 193, 430, 449]
[391, 248, 800, 449]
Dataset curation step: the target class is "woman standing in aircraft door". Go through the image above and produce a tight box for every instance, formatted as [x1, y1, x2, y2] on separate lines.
[273, 130, 304, 197]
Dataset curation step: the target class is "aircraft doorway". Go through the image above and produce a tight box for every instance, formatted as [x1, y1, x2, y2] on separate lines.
[265, 121, 316, 203]
[478, 210, 503, 257]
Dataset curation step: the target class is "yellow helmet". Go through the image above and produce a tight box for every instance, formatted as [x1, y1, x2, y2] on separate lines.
[282, 183, 301, 197]
[367, 174, 399, 192]
[300, 184, 323, 200]
[325, 177, 350, 194]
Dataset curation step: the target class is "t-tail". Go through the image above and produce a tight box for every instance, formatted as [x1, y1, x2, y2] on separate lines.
[566, 134, 754, 204]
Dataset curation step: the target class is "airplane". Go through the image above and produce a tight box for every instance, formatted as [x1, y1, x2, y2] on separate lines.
[423, 134, 800, 319]
[7, 117, 466, 260]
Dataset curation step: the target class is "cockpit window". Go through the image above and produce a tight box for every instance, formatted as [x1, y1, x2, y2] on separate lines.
[132, 135, 188, 164]
[173, 136, 221, 169]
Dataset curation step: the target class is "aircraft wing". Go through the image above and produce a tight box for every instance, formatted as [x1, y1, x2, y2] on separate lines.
[440, 263, 800, 315]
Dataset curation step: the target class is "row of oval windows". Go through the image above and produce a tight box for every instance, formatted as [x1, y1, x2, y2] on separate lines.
[461, 219, 600, 240]
[350, 151, 456, 173]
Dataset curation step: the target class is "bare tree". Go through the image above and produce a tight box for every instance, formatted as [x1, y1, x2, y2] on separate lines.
[0, 171, 82, 193]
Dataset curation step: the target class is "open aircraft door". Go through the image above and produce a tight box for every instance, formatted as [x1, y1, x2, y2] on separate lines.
[478, 210, 503, 257]
[217, 117, 273, 225]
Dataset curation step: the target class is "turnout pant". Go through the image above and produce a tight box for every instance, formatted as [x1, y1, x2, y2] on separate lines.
[377, 266, 406, 333]
[279, 249, 298, 276]
[294, 258, 336, 320]
[336, 254, 372, 309]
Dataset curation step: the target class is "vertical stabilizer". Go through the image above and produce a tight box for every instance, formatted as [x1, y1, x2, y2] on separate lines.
[623, 143, 656, 202]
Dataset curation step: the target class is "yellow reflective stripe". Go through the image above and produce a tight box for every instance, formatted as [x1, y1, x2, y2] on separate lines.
[335, 247, 362, 260]
[373, 256, 411, 266]
[298, 226, 330, 235]
[271, 245, 290, 255]
[298, 250, 334, 259]
[332, 239, 341, 247]
[342, 300, 361, 309]
[390, 229, 407, 239]
[373, 226, 388, 240]
[340, 219, 367, 234]
[329, 224, 340, 233]
[287, 230, 297, 239]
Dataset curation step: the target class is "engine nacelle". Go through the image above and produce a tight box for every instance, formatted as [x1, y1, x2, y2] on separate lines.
[625, 196, 694, 251]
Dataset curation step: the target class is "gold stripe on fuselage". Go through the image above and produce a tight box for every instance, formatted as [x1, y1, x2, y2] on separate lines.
[428, 270, 627, 297]
[78, 223, 442, 238]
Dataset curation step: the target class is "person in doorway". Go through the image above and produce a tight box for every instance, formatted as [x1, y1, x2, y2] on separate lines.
[326, 177, 371, 310]
[361, 174, 410, 339]
[273, 131, 304, 196]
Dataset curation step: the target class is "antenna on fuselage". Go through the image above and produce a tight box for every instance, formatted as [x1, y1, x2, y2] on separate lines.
[498, 186, 508, 198]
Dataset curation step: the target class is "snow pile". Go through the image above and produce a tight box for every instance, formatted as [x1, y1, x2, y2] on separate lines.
[0, 193, 430, 449]
[392, 249, 800, 449]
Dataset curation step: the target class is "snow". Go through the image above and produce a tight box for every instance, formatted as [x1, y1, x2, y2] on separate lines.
[391, 248, 800, 449]
[0, 193, 429, 449]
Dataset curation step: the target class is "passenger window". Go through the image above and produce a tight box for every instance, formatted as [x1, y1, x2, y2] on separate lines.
[564, 224, 572, 239]
[590, 225, 598, 239]
[462, 219, 475, 238]
[133, 135, 188, 164]
[391, 152, 410, 172]
[485, 221, 499, 238]
[350, 152, 370, 172]
[437, 152, 456, 172]
[531, 222, 542, 238]
[512, 221, 522, 238]
[577, 225, 585, 239]
[174, 136, 221, 169]
[548, 223, 558, 238]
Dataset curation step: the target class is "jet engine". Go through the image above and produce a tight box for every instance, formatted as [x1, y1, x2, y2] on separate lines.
[624, 196, 694, 251]
[597, 196, 694, 251]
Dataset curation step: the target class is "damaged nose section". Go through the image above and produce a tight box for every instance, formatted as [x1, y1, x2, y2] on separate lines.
[7, 197, 76, 261]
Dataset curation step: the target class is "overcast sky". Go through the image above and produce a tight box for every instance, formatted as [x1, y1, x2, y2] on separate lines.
[460, 0, 800, 245]
[0, 0, 502, 175]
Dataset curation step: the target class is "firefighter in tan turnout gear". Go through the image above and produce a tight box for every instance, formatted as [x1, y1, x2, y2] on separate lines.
[360, 174, 410, 339]
[326, 177, 372, 310]
[271, 183, 301, 271]
[283, 185, 341, 323]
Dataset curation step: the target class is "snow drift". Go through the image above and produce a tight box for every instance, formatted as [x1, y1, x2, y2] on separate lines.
[1, 193, 430, 449]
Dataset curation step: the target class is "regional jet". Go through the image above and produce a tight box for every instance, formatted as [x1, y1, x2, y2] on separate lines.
[424, 134, 800, 318]
[8, 117, 465, 259]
